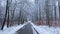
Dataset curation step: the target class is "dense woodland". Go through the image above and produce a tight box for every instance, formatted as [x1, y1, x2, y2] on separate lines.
[0, 0, 60, 30]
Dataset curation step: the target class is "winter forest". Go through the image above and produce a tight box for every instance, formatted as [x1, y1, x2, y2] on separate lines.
[0, 0, 60, 34]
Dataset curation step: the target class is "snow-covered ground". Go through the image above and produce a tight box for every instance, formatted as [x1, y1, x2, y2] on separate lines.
[0, 23, 28, 34]
[0, 21, 60, 34]
[31, 22, 60, 34]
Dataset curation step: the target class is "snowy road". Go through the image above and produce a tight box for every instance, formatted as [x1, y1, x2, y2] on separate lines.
[0, 22, 60, 34]
[16, 23, 33, 34]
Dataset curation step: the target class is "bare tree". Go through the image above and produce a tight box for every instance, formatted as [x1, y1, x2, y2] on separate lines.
[1, 0, 9, 30]
[10, 0, 17, 26]
[58, 1, 60, 27]
[45, 0, 50, 26]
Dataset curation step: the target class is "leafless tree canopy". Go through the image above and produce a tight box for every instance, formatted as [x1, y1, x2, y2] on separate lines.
[0, 0, 60, 30]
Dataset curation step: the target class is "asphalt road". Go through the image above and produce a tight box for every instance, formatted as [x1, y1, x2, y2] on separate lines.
[16, 23, 33, 34]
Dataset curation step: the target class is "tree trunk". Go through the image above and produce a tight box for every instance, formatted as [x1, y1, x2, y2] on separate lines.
[7, 7, 9, 27]
[1, 0, 8, 30]
[45, 0, 50, 26]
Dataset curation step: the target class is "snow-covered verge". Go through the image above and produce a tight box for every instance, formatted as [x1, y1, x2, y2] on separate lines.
[31, 26, 37, 34]
[0, 23, 28, 34]
[31, 22, 60, 34]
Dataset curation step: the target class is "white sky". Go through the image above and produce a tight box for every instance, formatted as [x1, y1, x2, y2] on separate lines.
[1, 1, 5, 6]
[28, 0, 35, 3]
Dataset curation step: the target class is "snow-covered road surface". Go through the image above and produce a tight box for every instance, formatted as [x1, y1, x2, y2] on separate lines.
[16, 23, 33, 34]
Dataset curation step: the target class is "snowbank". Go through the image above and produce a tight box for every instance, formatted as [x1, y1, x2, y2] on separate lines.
[31, 22, 60, 34]
[0, 23, 28, 34]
